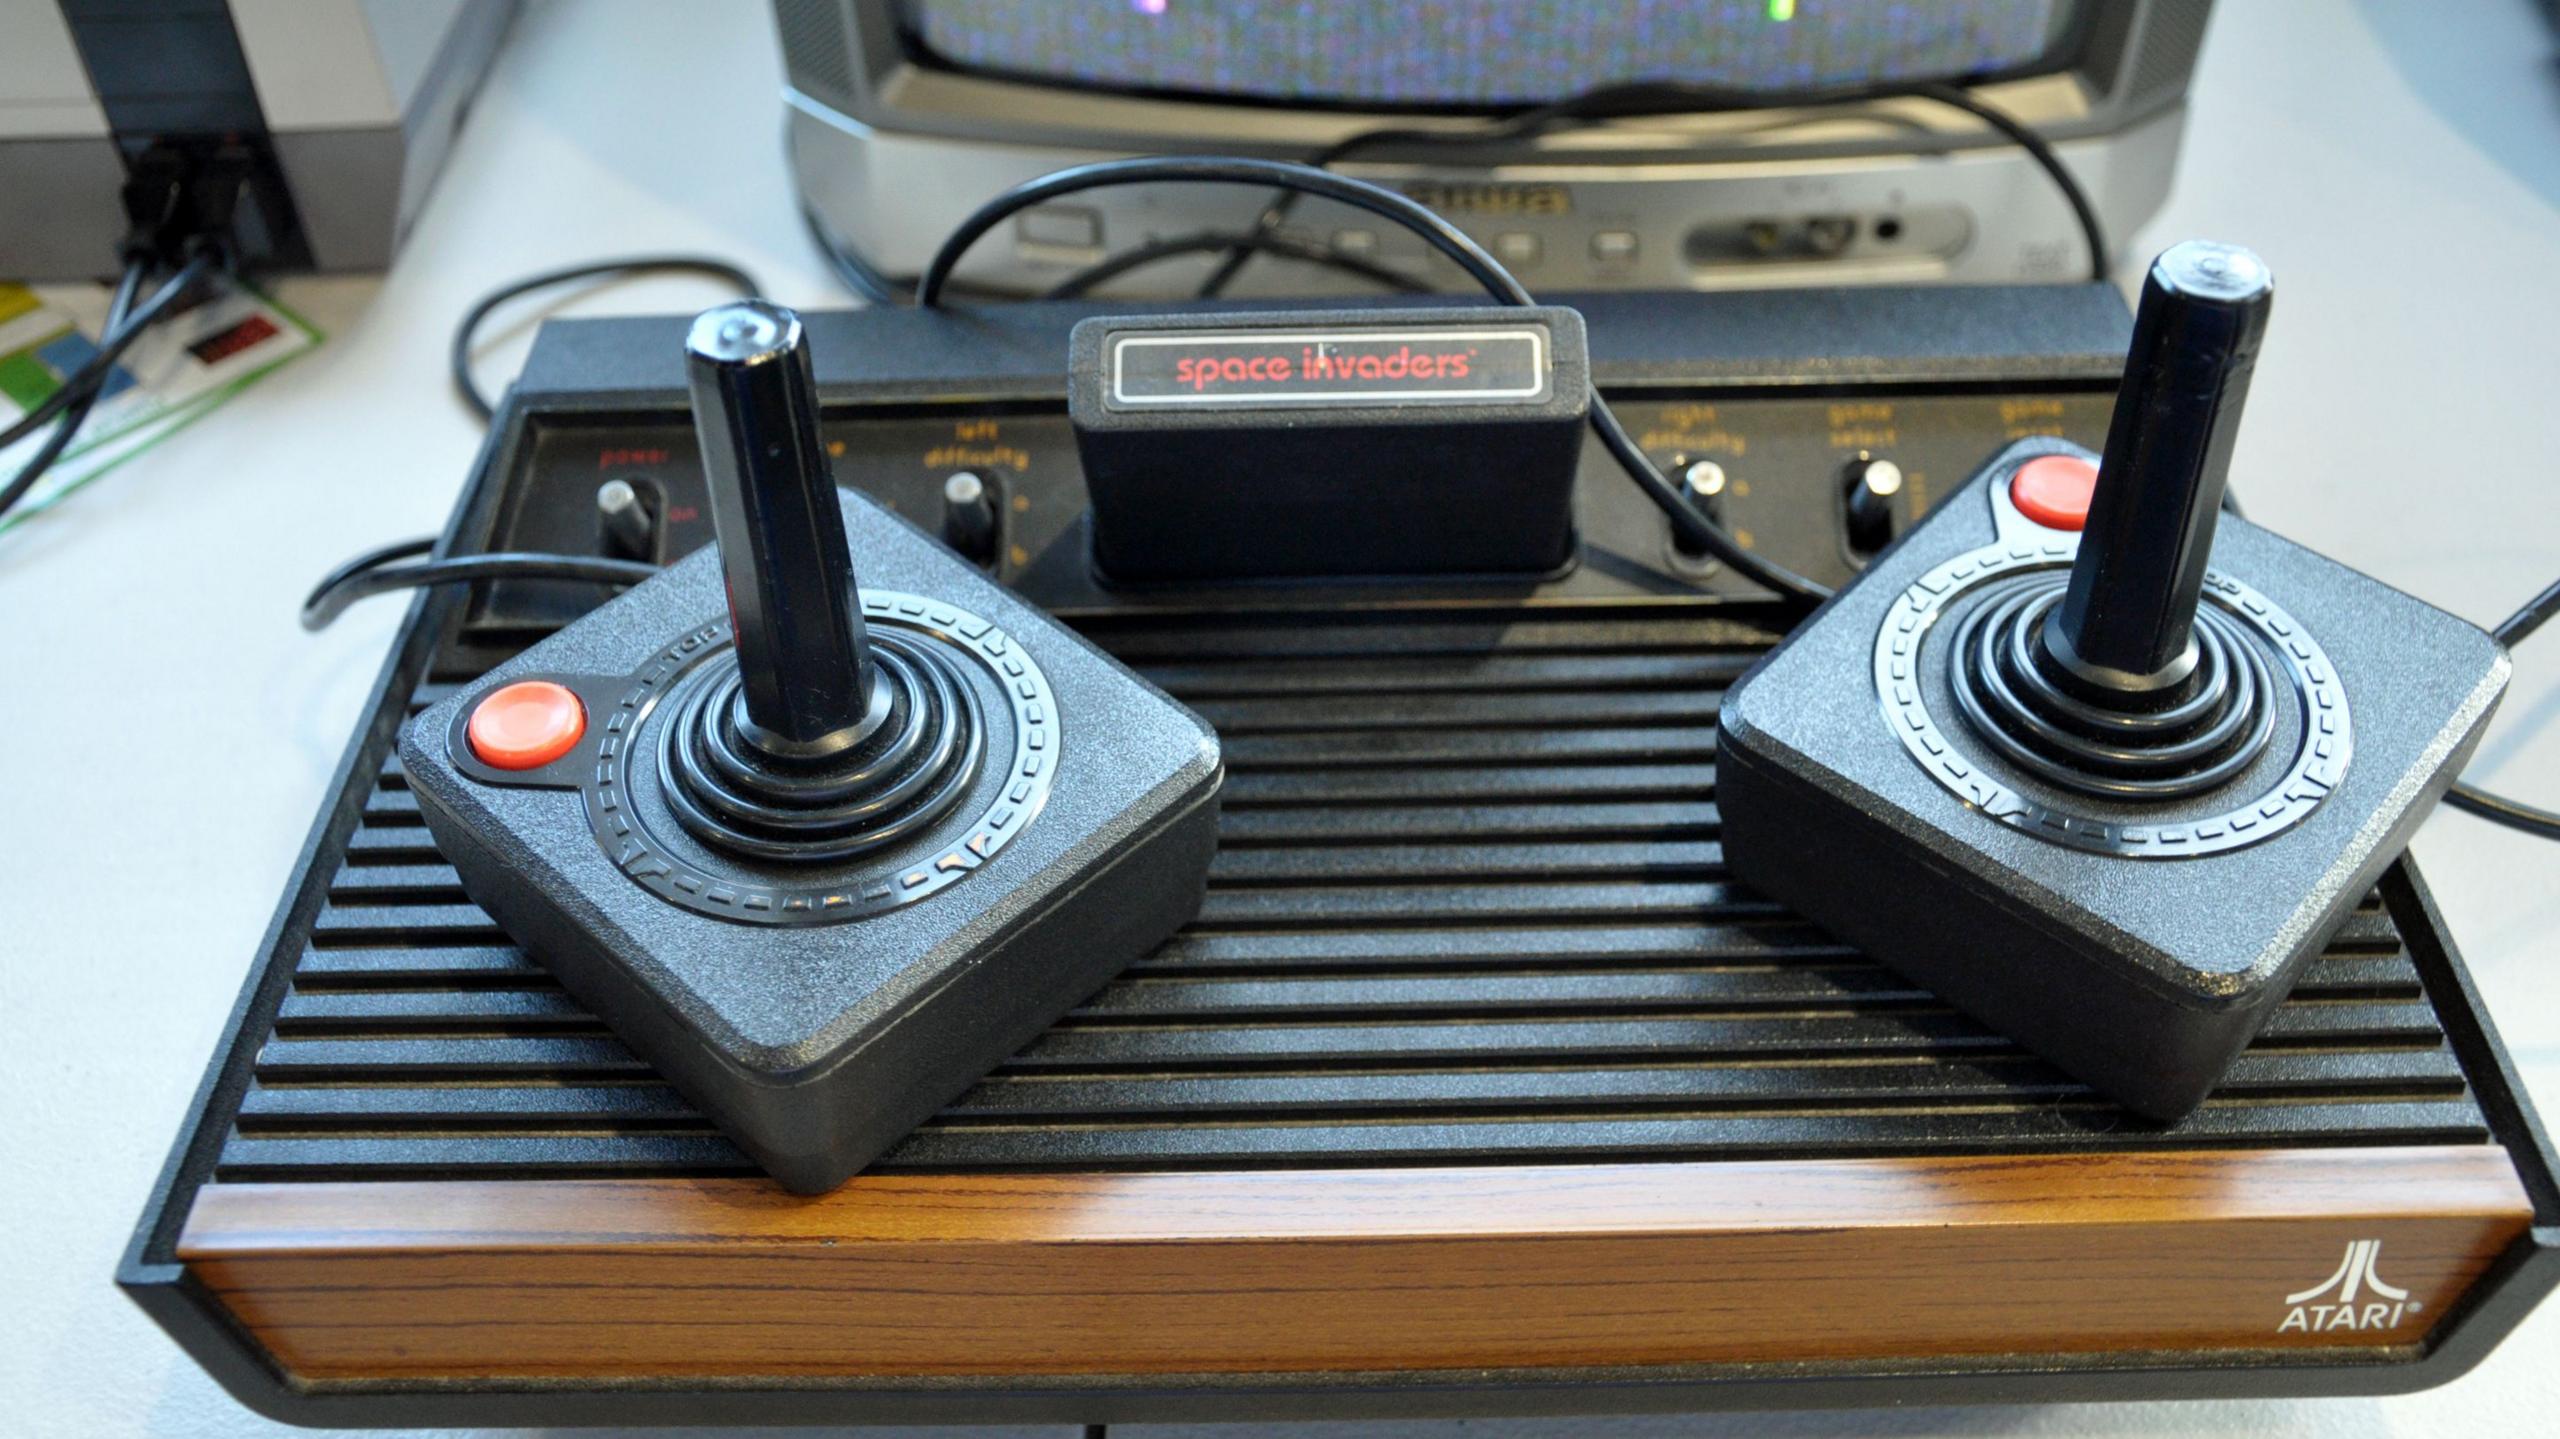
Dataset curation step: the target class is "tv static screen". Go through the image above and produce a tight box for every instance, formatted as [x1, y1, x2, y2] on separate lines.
[899, 0, 2086, 108]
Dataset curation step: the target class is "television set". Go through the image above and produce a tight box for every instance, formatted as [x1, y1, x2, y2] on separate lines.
[779, 0, 2214, 296]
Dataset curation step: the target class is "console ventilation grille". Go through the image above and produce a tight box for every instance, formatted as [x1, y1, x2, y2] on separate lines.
[219, 610, 2486, 1180]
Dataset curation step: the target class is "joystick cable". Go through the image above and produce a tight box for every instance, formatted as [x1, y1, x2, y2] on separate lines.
[913, 155, 1836, 613]
[1190, 76, 2108, 300]
[299, 537, 658, 632]
[2484, 574, 2560, 650]
[450, 255, 764, 420]
[807, 198, 1423, 305]
[1043, 228, 1428, 300]
[299, 257, 762, 627]
[2443, 576, 2560, 841]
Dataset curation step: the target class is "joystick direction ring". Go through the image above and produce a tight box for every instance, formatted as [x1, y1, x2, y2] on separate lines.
[1873, 515, 2351, 860]
[660, 629, 989, 864]
[1948, 572, 2278, 801]
[571, 595, 1062, 925]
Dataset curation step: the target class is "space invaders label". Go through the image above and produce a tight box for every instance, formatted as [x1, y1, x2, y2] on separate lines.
[1106, 325, 1551, 409]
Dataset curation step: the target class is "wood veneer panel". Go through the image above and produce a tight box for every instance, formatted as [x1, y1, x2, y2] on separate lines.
[180, 1147, 2531, 1382]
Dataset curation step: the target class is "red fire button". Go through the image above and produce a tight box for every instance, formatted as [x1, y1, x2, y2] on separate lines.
[467, 680, 585, 770]
[2010, 455, 2100, 531]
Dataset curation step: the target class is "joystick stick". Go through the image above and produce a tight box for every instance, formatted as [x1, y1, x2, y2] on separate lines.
[666, 307, 984, 862]
[1952, 247, 2274, 802]
[1718, 243, 2510, 1120]
[402, 301, 1223, 1192]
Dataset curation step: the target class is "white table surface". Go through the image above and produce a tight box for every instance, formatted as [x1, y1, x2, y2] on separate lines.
[3, 2, 2555, 1436]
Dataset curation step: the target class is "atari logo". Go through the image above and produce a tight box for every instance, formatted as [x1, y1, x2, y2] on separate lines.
[2279, 1239, 2421, 1334]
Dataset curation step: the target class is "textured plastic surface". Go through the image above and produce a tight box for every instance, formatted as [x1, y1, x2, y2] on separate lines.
[1720, 438, 2509, 1119]
[402, 490, 1224, 1191]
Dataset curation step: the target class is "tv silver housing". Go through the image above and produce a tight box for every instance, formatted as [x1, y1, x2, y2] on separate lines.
[778, 0, 2213, 296]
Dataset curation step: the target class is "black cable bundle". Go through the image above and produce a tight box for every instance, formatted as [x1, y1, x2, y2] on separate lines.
[0, 254, 220, 524]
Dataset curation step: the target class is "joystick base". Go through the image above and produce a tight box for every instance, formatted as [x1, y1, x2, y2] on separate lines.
[425, 761, 1219, 1191]
[1720, 440, 2507, 1119]
[404, 490, 1223, 1191]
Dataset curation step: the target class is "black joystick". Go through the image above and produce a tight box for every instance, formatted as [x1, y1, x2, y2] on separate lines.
[401, 301, 1224, 1192]
[2049, 244, 2269, 694]
[687, 302, 889, 757]
[1947, 246, 2278, 801]
[662, 304, 985, 863]
[1718, 242, 2510, 1121]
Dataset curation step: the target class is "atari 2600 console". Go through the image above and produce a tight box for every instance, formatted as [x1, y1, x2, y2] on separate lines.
[122, 281, 2558, 1428]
